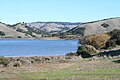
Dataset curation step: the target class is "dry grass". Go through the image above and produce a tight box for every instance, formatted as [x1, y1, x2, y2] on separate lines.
[0, 58, 120, 80]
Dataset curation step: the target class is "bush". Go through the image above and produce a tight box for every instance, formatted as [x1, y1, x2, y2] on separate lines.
[66, 52, 76, 56]
[17, 36, 22, 38]
[82, 33, 110, 49]
[101, 23, 109, 28]
[0, 57, 10, 67]
[0, 31, 5, 36]
[13, 61, 21, 67]
[109, 29, 120, 45]
[105, 40, 116, 49]
[67, 27, 85, 36]
[16, 28, 23, 32]
[25, 31, 32, 36]
[76, 45, 98, 58]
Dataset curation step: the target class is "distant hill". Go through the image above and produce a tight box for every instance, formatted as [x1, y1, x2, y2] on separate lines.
[26, 22, 81, 33]
[0, 22, 28, 39]
[67, 17, 120, 36]
[0, 22, 42, 39]
[0, 17, 120, 39]
[0, 22, 81, 39]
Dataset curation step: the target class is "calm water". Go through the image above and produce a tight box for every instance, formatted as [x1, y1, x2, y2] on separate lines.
[0, 40, 78, 57]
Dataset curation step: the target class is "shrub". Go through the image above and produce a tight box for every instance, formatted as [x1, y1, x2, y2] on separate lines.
[82, 33, 110, 49]
[66, 52, 76, 56]
[109, 29, 120, 45]
[76, 45, 98, 58]
[17, 36, 22, 38]
[0, 57, 10, 67]
[101, 23, 109, 28]
[25, 31, 32, 36]
[105, 40, 116, 49]
[13, 61, 21, 67]
[0, 31, 5, 36]
[67, 27, 85, 36]
[16, 28, 23, 32]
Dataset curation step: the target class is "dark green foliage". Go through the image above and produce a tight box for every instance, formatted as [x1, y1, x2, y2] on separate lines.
[66, 52, 76, 56]
[17, 36, 22, 38]
[0, 57, 10, 67]
[16, 28, 23, 32]
[11, 23, 22, 27]
[31, 35, 36, 37]
[25, 26, 47, 35]
[109, 29, 120, 45]
[105, 40, 116, 49]
[101, 23, 109, 28]
[52, 34, 58, 37]
[59, 33, 67, 38]
[0, 31, 5, 36]
[25, 26, 50, 37]
[76, 45, 98, 58]
[26, 31, 32, 35]
[67, 27, 85, 36]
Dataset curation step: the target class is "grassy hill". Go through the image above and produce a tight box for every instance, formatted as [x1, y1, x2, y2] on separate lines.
[67, 17, 120, 36]
[1, 17, 120, 39]
[0, 22, 30, 39]
[0, 22, 44, 39]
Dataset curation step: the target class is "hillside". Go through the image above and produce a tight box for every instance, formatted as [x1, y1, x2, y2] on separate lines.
[67, 17, 120, 36]
[0, 22, 80, 39]
[0, 22, 42, 39]
[0, 23, 30, 39]
[1, 17, 120, 39]
[26, 22, 81, 33]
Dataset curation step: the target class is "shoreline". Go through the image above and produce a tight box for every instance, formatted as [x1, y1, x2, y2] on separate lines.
[0, 55, 81, 68]
[3, 55, 66, 58]
[0, 37, 64, 40]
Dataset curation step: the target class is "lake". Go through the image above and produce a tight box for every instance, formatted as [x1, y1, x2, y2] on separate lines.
[0, 40, 78, 57]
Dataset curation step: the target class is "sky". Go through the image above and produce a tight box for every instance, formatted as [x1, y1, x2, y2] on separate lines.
[0, 0, 120, 24]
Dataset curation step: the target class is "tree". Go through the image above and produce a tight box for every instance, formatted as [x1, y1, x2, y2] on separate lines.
[16, 28, 23, 32]
[105, 40, 116, 49]
[76, 45, 98, 58]
[17, 36, 22, 38]
[67, 27, 85, 36]
[109, 29, 120, 45]
[101, 23, 109, 28]
[0, 31, 5, 36]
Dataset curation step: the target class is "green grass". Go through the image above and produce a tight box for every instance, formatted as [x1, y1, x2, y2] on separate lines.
[17, 69, 120, 80]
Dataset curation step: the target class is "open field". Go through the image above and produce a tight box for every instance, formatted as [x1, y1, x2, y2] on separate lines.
[0, 58, 120, 80]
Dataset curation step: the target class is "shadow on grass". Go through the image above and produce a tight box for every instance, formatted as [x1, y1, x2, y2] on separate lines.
[97, 49, 120, 57]
[112, 60, 120, 63]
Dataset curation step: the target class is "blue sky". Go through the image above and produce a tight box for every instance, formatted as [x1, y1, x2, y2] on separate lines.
[0, 0, 120, 24]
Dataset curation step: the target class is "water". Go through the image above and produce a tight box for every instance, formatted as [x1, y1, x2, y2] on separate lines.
[0, 40, 78, 57]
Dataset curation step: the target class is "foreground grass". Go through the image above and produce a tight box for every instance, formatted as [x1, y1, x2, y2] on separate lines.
[0, 58, 120, 80]
[18, 69, 120, 80]
[17, 62, 120, 80]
